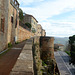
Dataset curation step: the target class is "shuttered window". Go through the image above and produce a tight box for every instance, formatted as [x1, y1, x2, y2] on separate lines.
[11, 16, 13, 23]
[15, 15, 17, 28]
[0, 18, 5, 32]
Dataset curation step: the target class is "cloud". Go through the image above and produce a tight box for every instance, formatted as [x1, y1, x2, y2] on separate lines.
[18, 0, 44, 5]
[20, 0, 75, 22]
[18, 0, 75, 37]
[41, 21, 75, 37]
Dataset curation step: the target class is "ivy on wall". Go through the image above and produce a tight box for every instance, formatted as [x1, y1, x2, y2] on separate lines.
[25, 23, 32, 29]
[19, 8, 24, 21]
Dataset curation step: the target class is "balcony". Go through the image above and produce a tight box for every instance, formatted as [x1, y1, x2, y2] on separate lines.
[10, 0, 19, 10]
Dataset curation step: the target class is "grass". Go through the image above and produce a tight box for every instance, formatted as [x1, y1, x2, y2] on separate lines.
[15, 41, 20, 44]
[65, 51, 71, 56]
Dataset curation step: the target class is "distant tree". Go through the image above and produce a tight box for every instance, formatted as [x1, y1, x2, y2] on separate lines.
[69, 35, 75, 65]
[64, 41, 70, 51]
[25, 23, 32, 29]
[32, 28, 36, 33]
[19, 8, 24, 21]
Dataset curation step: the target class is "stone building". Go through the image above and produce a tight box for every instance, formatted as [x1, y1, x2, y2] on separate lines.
[54, 44, 64, 51]
[8, 0, 19, 43]
[0, 0, 19, 52]
[0, 0, 8, 52]
[42, 29, 46, 36]
[23, 14, 38, 31]
[36, 24, 42, 36]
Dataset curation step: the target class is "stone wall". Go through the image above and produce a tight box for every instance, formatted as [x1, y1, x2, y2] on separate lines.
[18, 26, 34, 42]
[40, 36, 54, 59]
[0, 0, 9, 52]
[7, 0, 19, 43]
[0, 0, 19, 52]
[33, 37, 42, 75]
[40, 37, 60, 75]
[10, 37, 59, 75]
[33, 36, 59, 75]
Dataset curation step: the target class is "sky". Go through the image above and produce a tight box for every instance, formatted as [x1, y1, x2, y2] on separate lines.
[18, 0, 75, 37]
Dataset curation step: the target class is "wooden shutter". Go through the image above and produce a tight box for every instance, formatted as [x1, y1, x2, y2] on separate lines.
[11, 16, 13, 23]
[1, 18, 5, 32]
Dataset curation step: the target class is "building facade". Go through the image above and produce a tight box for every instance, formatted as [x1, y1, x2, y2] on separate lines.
[58, 44, 64, 51]
[0, 0, 9, 52]
[0, 0, 19, 52]
[23, 14, 38, 31]
[42, 29, 46, 36]
[8, 0, 19, 43]
[54, 44, 64, 51]
[36, 24, 42, 36]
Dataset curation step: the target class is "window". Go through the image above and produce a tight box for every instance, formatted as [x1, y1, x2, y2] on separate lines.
[0, 18, 5, 32]
[34, 22, 35, 24]
[15, 15, 17, 28]
[31, 20, 34, 23]
[11, 16, 13, 23]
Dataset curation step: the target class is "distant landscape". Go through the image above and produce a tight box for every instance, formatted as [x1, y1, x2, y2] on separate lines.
[54, 37, 69, 45]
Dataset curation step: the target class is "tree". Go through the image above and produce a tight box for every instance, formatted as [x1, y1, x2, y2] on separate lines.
[64, 41, 70, 51]
[69, 35, 75, 65]
[19, 8, 24, 21]
[25, 23, 32, 29]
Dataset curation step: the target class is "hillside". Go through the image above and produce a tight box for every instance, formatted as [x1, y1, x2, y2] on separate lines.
[54, 37, 69, 45]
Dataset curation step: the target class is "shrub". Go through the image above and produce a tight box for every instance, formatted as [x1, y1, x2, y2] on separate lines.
[25, 23, 32, 29]
[32, 28, 36, 33]
[65, 51, 71, 56]
[15, 41, 19, 44]
[8, 43, 12, 48]
[19, 8, 24, 21]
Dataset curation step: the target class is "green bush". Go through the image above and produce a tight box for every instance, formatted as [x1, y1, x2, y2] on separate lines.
[65, 51, 71, 56]
[25, 23, 32, 29]
[15, 41, 19, 44]
[42, 61, 47, 66]
[8, 43, 12, 48]
[19, 8, 24, 21]
[32, 28, 36, 33]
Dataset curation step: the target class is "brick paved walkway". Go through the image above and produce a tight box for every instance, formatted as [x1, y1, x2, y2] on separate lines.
[0, 41, 26, 75]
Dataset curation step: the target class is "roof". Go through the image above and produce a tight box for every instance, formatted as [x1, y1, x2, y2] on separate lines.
[37, 24, 42, 28]
[25, 14, 38, 23]
[55, 44, 64, 46]
[42, 29, 45, 32]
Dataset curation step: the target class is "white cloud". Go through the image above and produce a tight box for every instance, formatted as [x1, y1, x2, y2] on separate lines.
[20, 0, 75, 21]
[18, 0, 33, 5]
[41, 21, 75, 37]
[18, 0, 75, 37]
[18, 0, 44, 5]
